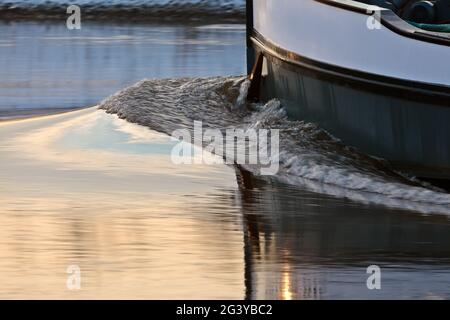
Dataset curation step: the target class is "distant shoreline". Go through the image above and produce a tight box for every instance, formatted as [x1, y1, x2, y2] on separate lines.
[0, 5, 245, 23]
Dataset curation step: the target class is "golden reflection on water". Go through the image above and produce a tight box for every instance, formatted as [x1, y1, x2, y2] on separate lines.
[280, 266, 293, 300]
[0, 108, 244, 299]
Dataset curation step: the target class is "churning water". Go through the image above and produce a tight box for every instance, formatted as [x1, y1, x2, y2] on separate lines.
[100, 76, 450, 214]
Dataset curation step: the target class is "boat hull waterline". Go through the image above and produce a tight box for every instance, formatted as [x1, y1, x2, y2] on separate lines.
[247, 0, 450, 180]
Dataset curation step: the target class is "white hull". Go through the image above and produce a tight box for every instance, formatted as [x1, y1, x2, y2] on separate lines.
[252, 0, 449, 86]
[248, 0, 450, 180]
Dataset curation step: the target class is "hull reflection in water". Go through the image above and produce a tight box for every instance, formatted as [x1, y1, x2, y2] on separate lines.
[235, 168, 450, 300]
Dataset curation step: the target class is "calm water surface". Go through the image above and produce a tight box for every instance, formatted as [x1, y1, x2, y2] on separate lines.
[0, 21, 245, 116]
[1, 21, 450, 299]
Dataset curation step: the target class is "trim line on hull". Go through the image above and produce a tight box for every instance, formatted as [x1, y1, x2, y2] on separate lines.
[251, 29, 450, 106]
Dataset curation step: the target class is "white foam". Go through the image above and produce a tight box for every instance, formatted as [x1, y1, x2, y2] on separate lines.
[100, 76, 450, 214]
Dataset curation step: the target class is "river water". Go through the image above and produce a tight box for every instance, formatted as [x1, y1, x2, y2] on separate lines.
[1, 17, 450, 299]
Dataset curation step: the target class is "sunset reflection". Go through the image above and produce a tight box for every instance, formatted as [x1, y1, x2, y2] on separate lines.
[280, 266, 293, 300]
[0, 109, 243, 299]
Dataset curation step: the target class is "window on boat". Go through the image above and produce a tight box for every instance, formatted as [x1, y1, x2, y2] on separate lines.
[357, 0, 450, 32]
